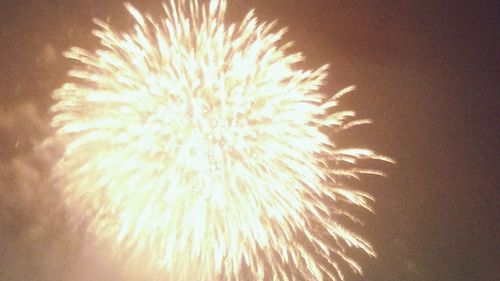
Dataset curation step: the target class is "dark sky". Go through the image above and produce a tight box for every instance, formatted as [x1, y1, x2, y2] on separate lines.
[0, 1, 498, 280]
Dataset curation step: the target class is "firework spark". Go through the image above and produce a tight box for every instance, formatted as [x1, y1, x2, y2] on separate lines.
[51, 0, 391, 280]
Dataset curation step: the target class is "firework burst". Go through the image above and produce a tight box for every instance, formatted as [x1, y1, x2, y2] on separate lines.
[51, 0, 392, 280]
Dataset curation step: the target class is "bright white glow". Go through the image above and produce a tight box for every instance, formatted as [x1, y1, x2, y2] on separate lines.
[51, 1, 392, 280]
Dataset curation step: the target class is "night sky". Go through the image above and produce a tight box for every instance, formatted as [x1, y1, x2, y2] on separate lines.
[0, 1, 498, 280]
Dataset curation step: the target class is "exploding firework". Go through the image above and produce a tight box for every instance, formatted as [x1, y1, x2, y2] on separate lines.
[51, 0, 391, 280]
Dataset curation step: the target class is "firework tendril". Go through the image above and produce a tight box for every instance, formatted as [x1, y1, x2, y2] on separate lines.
[51, 0, 392, 280]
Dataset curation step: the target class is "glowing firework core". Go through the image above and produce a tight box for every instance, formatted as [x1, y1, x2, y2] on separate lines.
[51, 0, 391, 280]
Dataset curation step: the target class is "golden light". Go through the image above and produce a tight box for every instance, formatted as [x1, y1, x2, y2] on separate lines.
[50, 0, 392, 280]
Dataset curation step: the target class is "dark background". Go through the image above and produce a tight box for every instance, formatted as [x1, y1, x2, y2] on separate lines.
[0, 0, 498, 280]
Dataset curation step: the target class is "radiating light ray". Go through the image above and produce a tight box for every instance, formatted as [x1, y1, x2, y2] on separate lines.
[50, 1, 392, 280]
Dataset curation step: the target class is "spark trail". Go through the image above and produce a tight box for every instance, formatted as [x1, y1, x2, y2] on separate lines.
[51, 0, 392, 280]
